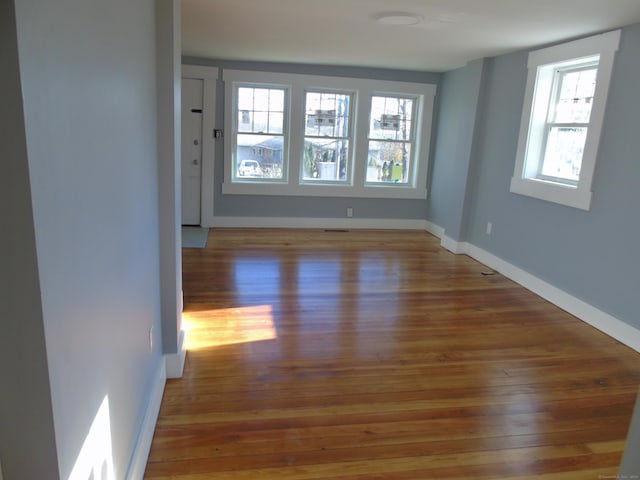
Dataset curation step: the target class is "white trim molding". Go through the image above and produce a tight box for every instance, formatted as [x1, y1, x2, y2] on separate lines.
[165, 329, 187, 379]
[465, 242, 640, 352]
[125, 361, 167, 480]
[440, 234, 466, 255]
[125, 333, 186, 479]
[431, 225, 640, 353]
[510, 30, 620, 211]
[424, 221, 445, 239]
[212, 216, 429, 230]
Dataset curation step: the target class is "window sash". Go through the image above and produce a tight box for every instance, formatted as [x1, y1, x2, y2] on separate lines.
[538, 124, 588, 183]
[232, 85, 289, 183]
[365, 139, 413, 184]
[301, 138, 350, 182]
[366, 95, 417, 186]
[302, 90, 353, 183]
[368, 95, 416, 141]
[536, 62, 598, 184]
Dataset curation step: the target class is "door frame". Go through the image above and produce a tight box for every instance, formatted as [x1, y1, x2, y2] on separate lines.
[181, 65, 218, 227]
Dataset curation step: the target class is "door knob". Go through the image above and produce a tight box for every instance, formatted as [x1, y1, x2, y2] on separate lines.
[192, 159, 199, 165]
[193, 139, 199, 145]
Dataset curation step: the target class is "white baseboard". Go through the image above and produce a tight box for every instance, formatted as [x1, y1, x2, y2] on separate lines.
[165, 329, 187, 379]
[212, 216, 428, 230]
[125, 333, 186, 479]
[440, 234, 466, 254]
[424, 221, 445, 239]
[465, 242, 640, 352]
[429, 224, 640, 353]
[126, 361, 167, 480]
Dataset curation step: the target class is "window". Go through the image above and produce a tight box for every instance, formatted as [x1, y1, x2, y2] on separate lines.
[540, 64, 597, 183]
[234, 86, 287, 181]
[511, 30, 620, 210]
[302, 91, 352, 183]
[366, 95, 416, 185]
[223, 70, 436, 199]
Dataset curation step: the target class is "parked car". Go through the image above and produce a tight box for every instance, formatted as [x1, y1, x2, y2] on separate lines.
[238, 159, 262, 177]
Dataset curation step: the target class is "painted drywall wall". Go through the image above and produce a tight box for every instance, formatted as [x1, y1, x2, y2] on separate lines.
[184, 57, 442, 222]
[13, 0, 164, 477]
[427, 59, 485, 240]
[463, 24, 640, 329]
[0, 2, 59, 478]
[157, 0, 184, 358]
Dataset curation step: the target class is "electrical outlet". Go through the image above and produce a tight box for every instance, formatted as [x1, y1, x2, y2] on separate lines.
[346, 207, 353, 218]
[486, 222, 493, 235]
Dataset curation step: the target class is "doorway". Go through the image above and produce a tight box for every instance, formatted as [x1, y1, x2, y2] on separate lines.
[180, 65, 218, 227]
[181, 77, 203, 225]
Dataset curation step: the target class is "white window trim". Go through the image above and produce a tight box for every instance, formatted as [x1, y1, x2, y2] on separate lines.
[510, 30, 620, 210]
[222, 70, 436, 199]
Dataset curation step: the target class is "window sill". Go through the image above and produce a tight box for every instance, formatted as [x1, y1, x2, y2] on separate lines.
[510, 176, 592, 210]
[222, 182, 427, 199]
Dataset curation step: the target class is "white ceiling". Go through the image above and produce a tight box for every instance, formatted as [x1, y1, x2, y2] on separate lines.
[181, 0, 640, 72]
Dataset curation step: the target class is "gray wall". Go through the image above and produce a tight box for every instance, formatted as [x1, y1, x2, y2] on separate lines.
[428, 58, 485, 240]
[449, 23, 640, 329]
[0, 1, 59, 477]
[157, 0, 184, 357]
[184, 57, 442, 221]
[9, 0, 165, 478]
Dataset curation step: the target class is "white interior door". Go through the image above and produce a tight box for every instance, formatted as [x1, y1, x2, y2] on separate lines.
[181, 77, 204, 225]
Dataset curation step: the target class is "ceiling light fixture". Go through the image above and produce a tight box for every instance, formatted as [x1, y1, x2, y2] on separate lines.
[375, 12, 423, 26]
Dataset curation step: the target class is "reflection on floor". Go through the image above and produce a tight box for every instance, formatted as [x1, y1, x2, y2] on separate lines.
[146, 228, 640, 479]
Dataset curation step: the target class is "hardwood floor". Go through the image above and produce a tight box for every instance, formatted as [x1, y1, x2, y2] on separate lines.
[145, 228, 640, 479]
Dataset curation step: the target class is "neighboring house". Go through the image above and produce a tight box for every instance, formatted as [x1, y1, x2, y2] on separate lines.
[2, 1, 639, 479]
[237, 136, 283, 173]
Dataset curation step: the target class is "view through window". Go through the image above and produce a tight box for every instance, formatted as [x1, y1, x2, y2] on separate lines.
[366, 95, 415, 185]
[302, 91, 352, 183]
[235, 86, 286, 180]
[540, 66, 597, 183]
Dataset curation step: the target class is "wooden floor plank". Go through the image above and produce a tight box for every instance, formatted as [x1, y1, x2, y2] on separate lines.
[145, 229, 640, 479]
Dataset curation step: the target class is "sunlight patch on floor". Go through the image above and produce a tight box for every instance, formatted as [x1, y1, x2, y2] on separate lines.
[183, 305, 277, 350]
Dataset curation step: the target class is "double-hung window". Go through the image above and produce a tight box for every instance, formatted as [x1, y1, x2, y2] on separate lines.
[302, 91, 353, 183]
[538, 64, 597, 183]
[511, 30, 620, 210]
[234, 85, 287, 182]
[223, 69, 436, 198]
[366, 95, 417, 185]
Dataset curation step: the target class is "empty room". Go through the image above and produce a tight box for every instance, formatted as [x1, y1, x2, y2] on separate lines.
[2, 1, 640, 479]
